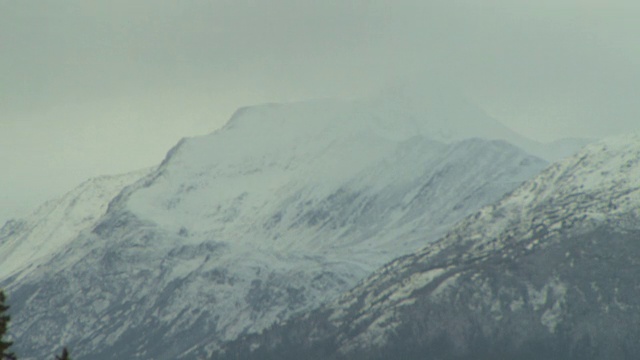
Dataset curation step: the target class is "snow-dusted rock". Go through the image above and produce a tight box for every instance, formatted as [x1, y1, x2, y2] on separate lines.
[216, 133, 640, 360]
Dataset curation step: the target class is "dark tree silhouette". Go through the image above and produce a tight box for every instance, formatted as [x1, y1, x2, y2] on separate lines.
[55, 347, 70, 360]
[1, 289, 73, 360]
[0, 290, 16, 360]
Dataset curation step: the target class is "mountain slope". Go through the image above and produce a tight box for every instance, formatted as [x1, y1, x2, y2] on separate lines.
[0, 169, 149, 282]
[2, 96, 549, 360]
[215, 133, 640, 360]
[361, 86, 592, 162]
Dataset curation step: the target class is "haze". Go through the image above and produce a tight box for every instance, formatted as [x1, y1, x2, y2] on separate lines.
[2, 0, 640, 224]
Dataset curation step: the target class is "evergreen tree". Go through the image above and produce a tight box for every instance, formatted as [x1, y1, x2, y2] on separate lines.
[0, 290, 16, 360]
[1, 289, 70, 360]
[55, 347, 70, 360]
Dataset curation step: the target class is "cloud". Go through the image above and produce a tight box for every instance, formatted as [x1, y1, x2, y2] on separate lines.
[1, 0, 640, 223]
[3, 0, 640, 140]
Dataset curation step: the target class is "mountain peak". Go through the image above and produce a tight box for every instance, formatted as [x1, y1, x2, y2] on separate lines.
[215, 132, 640, 360]
[2, 93, 551, 359]
[216, 91, 527, 146]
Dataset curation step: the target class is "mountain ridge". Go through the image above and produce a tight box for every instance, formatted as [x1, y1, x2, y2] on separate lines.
[0, 169, 150, 282]
[213, 133, 640, 360]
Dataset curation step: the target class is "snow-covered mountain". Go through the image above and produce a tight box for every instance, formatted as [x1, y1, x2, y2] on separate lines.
[217, 133, 640, 360]
[0, 170, 149, 282]
[2, 95, 551, 360]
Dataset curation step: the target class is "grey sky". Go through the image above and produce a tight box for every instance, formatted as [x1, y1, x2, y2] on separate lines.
[2, 0, 640, 224]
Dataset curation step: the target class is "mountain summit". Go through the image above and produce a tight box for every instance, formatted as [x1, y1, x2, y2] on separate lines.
[216, 133, 640, 360]
[2, 95, 549, 360]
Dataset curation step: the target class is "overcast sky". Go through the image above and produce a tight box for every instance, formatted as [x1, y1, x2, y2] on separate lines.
[2, 0, 640, 224]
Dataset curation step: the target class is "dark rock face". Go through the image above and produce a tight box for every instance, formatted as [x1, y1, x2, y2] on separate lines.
[215, 227, 640, 360]
[372, 227, 640, 360]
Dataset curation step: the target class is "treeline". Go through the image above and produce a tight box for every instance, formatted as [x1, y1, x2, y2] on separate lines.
[1, 290, 70, 360]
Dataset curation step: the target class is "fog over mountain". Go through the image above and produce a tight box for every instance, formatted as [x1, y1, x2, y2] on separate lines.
[3, 1, 640, 224]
